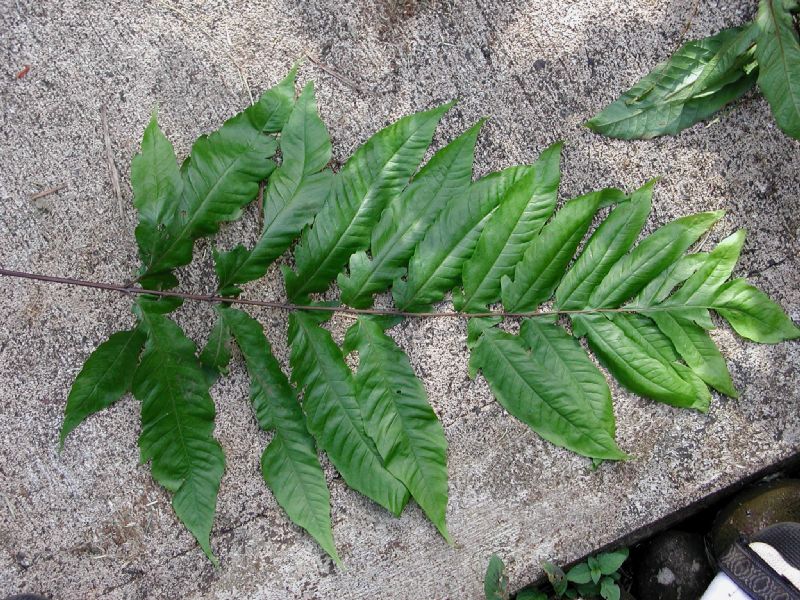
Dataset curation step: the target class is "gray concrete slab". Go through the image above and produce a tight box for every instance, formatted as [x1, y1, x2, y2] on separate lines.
[1, 0, 799, 598]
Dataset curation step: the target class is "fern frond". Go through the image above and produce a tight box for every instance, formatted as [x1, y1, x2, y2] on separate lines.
[59, 79, 800, 566]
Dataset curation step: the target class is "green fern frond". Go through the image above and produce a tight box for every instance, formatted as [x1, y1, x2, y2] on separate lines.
[59, 74, 800, 566]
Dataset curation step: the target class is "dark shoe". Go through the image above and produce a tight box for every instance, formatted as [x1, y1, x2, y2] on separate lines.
[702, 522, 800, 599]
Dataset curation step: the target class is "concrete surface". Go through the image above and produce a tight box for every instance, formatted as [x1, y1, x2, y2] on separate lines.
[1, 0, 799, 598]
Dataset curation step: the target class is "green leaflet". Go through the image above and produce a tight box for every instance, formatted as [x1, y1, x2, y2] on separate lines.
[219, 307, 338, 563]
[215, 82, 333, 296]
[662, 230, 745, 306]
[555, 181, 653, 310]
[500, 188, 621, 313]
[587, 210, 724, 308]
[288, 311, 409, 515]
[712, 278, 800, 343]
[393, 166, 532, 312]
[586, 25, 758, 139]
[130, 115, 183, 269]
[343, 317, 450, 540]
[650, 311, 739, 397]
[60, 328, 146, 446]
[453, 142, 562, 312]
[133, 305, 225, 563]
[633, 253, 710, 306]
[338, 121, 482, 308]
[469, 323, 626, 460]
[199, 317, 233, 386]
[484, 554, 509, 600]
[755, 0, 800, 139]
[143, 69, 296, 280]
[285, 103, 451, 301]
[573, 313, 711, 411]
[630, 230, 744, 331]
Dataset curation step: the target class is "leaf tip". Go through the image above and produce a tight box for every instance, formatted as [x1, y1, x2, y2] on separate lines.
[643, 176, 662, 188]
[584, 117, 601, 132]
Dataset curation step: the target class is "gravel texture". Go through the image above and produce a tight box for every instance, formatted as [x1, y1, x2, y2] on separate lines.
[1, 0, 799, 598]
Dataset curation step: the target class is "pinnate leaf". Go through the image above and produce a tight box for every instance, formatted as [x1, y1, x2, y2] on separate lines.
[343, 317, 450, 540]
[285, 103, 451, 301]
[133, 304, 225, 562]
[60, 328, 146, 446]
[219, 307, 338, 563]
[288, 311, 409, 515]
